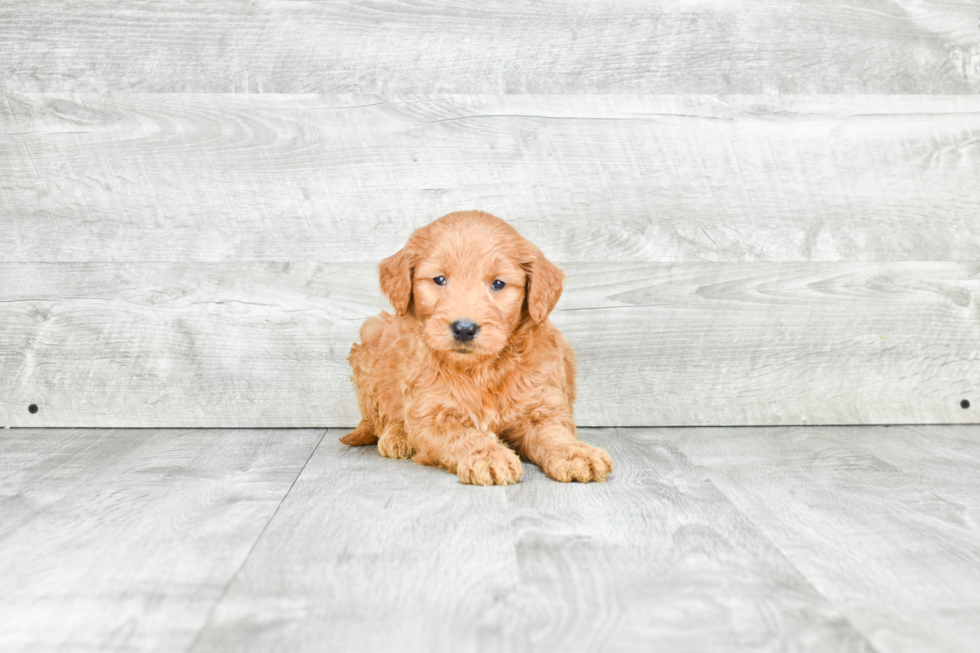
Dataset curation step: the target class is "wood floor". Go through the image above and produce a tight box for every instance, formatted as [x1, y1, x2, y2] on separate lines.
[2, 426, 978, 652]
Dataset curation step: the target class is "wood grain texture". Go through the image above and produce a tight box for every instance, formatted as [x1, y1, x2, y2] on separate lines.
[2, 93, 979, 263]
[0, 427, 324, 653]
[673, 425, 980, 653]
[2, 261, 977, 428]
[191, 428, 872, 652]
[5, 426, 979, 652]
[189, 429, 529, 653]
[563, 261, 980, 427]
[0, 262, 374, 428]
[505, 428, 873, 652]
[1, 1, 978, 94]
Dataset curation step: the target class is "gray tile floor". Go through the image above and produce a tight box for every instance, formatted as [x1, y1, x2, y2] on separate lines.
[2, 426, 978, 652]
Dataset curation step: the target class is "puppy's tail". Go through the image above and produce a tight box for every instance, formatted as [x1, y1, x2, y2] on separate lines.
[340, 420, 379, 446]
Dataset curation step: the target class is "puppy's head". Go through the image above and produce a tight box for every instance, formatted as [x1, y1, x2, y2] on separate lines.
[379, 211, 563, 361]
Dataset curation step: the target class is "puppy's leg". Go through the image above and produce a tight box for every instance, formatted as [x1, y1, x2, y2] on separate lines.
[411, 421, 522, 486]
[377, 422, 415, 459]
[344, 317, 386, 447]
[514, 422, 613, 483]
[340, 419, 378, 446]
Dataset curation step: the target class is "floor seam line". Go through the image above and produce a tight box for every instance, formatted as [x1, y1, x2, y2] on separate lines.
[183, 427, 329, 653]
[681, 447, 883, 653]
[502, 447, 532, 653]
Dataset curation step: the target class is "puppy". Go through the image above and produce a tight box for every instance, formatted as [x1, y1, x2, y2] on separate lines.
[341, 211, 613, 486]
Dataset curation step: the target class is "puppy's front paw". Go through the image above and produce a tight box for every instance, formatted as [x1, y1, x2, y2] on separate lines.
[542, 442, 613, 483]
[377, 427, 415, 459]
[457, 445, 523, 486]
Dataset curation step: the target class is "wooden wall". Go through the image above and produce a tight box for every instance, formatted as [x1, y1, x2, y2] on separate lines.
[2, 1, 979, 427]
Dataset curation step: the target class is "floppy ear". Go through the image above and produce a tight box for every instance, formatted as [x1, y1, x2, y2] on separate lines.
[378, 244, 415, 315]
[525, 247, 564, 324]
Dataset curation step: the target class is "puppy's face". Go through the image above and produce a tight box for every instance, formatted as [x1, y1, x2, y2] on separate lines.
[413, 234, 526, 358]
[379, 211, 564, 362]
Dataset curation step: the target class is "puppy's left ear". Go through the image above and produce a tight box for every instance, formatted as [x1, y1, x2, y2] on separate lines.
[525, 246, 564, 324]
[378, 244, 415, 315]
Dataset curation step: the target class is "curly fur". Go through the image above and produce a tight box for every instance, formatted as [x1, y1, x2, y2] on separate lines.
[341, 211, 613, 486]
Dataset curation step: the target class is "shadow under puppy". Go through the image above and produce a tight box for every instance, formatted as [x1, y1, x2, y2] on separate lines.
[341, 210, 613, 486]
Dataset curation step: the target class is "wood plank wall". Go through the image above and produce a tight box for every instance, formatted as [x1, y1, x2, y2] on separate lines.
[2, 1, 979, 427]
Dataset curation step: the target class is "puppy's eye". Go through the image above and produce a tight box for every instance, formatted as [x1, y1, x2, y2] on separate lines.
[491, 279, 506, 291]
[433, 276, 446, 286]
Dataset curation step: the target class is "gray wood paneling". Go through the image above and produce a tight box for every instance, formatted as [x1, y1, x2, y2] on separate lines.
[0, 262, 371, 428]
[674, 425, 980, 653]
[564, 261, 980, 426]
[0, 427, 323, 653]
[2, 94, 979, 263]
[1, 1, 978, 94]
[2, 261, 976, 427]
[190, 428, 872, 652]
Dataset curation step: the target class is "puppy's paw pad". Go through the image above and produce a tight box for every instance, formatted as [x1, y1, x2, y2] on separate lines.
[377, 433, 415, 459]
[544, 443, 613, 483]
[457, 446, 523, 486]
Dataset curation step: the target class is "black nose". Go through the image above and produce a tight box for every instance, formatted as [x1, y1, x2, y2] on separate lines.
[451, 319, 480, 342]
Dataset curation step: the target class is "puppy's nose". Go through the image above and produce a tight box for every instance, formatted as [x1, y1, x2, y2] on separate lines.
[451, 319, 480, 342]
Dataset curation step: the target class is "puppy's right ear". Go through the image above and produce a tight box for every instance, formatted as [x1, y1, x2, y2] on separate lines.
[378, 244, 414, 315]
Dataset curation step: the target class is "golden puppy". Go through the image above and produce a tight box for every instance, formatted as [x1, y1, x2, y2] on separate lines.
[341, 211, 613, 486]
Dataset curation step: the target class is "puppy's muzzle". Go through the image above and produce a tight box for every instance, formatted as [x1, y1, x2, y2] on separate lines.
[451, 319, 480, 343]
